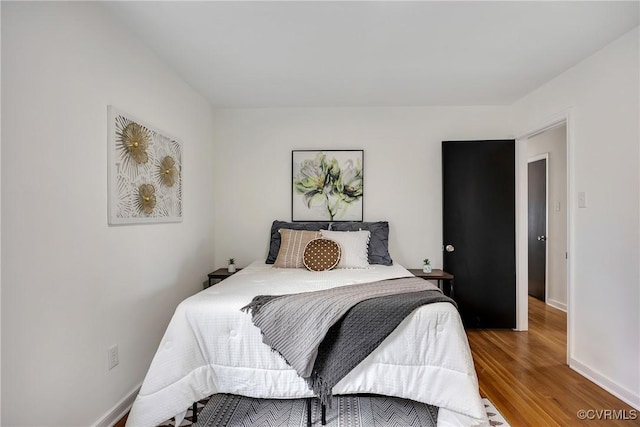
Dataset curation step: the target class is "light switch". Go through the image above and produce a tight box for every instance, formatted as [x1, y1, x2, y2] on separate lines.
[554, 202, 561, 212]
[578, 192, 587, 208]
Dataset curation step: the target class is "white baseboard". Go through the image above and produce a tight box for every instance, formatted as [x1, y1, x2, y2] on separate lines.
[570, 358, 640, 410]
[546, 298, 567, 312]
[93, 384, 141, 427]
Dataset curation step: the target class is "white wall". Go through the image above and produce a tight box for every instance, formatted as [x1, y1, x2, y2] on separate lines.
[527, 125, 567, 310]
[512, 27, 640, 407]
[1, 3, 215, 426]
[211, 107, 511, 269]
[0, 3, 3, 422]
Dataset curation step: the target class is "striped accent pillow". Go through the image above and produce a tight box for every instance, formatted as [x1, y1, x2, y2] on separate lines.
[273, 229, 321, 268]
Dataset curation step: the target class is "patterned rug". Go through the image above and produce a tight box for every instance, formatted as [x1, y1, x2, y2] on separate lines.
[159, 395, 510, 427]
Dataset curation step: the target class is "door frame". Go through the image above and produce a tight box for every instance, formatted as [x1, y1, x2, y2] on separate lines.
[527, 153, 549, 304]
[515, 109, 573, 365]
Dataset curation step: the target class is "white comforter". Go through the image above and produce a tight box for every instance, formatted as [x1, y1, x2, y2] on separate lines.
[126, 261, 488, 427]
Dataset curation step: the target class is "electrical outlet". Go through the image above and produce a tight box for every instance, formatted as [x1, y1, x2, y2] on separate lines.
[108, 345, 119, 370]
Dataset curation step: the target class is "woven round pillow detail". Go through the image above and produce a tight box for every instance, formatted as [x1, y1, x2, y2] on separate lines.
[303, 238, 341, 271]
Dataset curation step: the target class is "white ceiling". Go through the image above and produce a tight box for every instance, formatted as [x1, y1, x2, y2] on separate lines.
[105, 1, 639, 108]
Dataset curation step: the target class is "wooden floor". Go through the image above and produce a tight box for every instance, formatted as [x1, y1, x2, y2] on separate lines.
[467, 296, 639, 426]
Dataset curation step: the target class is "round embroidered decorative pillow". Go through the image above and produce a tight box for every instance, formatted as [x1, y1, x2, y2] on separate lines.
[303, 238, 341, 271]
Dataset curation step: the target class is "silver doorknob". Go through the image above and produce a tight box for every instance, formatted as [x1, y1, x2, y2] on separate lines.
[445, 244, 455, 252]
[537, 235, 547, 241]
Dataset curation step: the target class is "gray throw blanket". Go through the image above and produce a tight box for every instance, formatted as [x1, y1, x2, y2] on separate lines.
[309, 289, 456, 405]
[241, 277, 456, 405]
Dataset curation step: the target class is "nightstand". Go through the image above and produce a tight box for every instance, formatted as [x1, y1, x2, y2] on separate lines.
[206, 267, 242, 288]
[408, 269, 455, 298]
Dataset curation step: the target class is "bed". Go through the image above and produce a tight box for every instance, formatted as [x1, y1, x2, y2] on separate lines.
[125, 259, 488, 426]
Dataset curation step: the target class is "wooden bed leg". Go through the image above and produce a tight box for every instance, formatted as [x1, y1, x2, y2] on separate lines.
[192, 402, 198, 423]
[321, 403, 326, 425]
[306, 398, 312, 427]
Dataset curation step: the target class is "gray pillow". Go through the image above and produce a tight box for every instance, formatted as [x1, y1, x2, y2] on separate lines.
[329, 221, 393, 266]
[266, 221, 330, 264]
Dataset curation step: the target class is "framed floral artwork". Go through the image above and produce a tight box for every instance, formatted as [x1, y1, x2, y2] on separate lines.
[292, 150, 363, 221]
[108, 106, 182, 225]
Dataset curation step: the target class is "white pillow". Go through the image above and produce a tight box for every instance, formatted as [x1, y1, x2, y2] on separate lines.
[320, 229, 370, 269]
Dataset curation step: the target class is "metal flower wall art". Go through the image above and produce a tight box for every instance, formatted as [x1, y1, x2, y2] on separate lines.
[108, 106, 182, 224]
[292, 150, 363, 221]
[137, 184, 157, 215]
[121, 122, 150, 164]
[158, 156, 178, 187]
